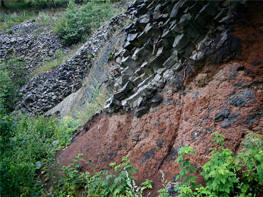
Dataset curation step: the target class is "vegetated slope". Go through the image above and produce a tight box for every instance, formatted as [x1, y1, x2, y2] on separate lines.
[57, 1, 263, 196]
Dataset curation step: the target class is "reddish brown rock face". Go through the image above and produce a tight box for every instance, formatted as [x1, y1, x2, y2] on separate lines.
[57, 2, 263, 196]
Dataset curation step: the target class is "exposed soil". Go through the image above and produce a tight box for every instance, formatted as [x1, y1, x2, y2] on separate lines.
[56, 2, 263, 196]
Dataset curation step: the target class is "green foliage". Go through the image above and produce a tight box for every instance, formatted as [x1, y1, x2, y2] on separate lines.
[0, 113, 79, 196]
[174, 144, 198, 197]
[235, 133, 263, 192]
[7, 29, 13, 34]
[51, 155, 152, 196]
[53, 0, 114, 45]
[201, 132, 238, 196]
[0, 56, 28, 112]
[174, 132, 263, 197]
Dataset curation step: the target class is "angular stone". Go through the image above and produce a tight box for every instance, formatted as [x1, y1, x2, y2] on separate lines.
[137, 32, 149, 43]
[122, 92, 143, 108]
[163, 69, 174, 79]
[153, 4, 162, 20]
[135, 67, 144, 76]
[117, 74, 129, 86]
[138, 75, 154, 88]
[157, 68, 165, 75]
[133, 76, 143, 86]
[149, 47, 170, 72]
[114, 91, 128, 100]
[139, 73, 148, 82]
[181, 44, 195, 58]
[163, 50, 178, 68]
[172, 63, 183, 72]
[213, 8, 228, 22]
[132, 44, 152, 62]
[162, 38, 174, 50]
[104, 97, 122, 113]
[122, 67, 134, 76]
[173, 34, 190, 51]
[144, 23, 162, 38]
[123, 41, 134, 51]
[151, 74, 165, 89]
[134, 105, 150, 118]
[138, 14, 150, 24]
[121, 56, 139, 70]
[170, 1, 183, 18]
[120, 81, 135, 93]
[140, 62, 154, 77]
[138, 83, 157, 99]
[127, 33, 138, 42]
[178, 13, 192, 28]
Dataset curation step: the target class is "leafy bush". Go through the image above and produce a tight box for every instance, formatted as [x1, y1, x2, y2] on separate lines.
[50, 155, 152, 196]
[0, 113, 79, 196]
[53, 0, 114, 45]
[173, 132, 263, 197]
[0, 57, 28, 112]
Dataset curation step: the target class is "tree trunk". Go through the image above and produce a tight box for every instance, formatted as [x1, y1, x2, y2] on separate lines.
[1, 0, 6, 8]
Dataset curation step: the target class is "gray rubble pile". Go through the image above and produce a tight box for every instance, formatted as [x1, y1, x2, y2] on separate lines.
[18, 13, 127, 113]
[0, 21, 63, 74]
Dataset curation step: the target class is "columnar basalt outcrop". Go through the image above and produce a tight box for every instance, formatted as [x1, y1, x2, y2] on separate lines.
[105, 0, 246, 115]
[57, 1, 263, 196]
[18, 14, 127, 113]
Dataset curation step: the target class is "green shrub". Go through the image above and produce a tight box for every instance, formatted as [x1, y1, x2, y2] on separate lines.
[50, 155, 152, 196]
[0, 57, 28, 112]
[173, 132, 263, 197]
[0, 113, 80, 196]
[53, 0, 114, 45]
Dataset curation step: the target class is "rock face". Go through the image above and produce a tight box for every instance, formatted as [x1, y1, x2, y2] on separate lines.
[17, 14, 127, 113]
[57, 1, 263, 196]
[104, 0, 246, 115]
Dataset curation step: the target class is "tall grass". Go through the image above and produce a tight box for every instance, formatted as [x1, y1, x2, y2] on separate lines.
[33, 42, 82, 75]
[0, 11, 36, 31]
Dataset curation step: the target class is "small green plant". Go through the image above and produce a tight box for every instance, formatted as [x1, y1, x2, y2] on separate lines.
[158, 170, 173, 197]
[88, 54, 93, 60]
[7, 29, 13, 34]
[108, 53, 113, 61]
[174, 132, 263, 197]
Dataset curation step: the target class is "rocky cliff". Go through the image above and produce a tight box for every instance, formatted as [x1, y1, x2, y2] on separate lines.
[55, 0, 263, 196]
[4, 0, 262, 195]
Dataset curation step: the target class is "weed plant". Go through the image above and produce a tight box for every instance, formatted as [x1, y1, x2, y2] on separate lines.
[170, 132, 263, 197]
[48, 154, 152, 196]
[0, 57, 28, 112]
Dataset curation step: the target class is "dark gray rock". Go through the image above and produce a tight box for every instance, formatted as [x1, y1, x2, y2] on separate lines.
[226, 89, 253, 107]
[215, 109, 230, 122]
